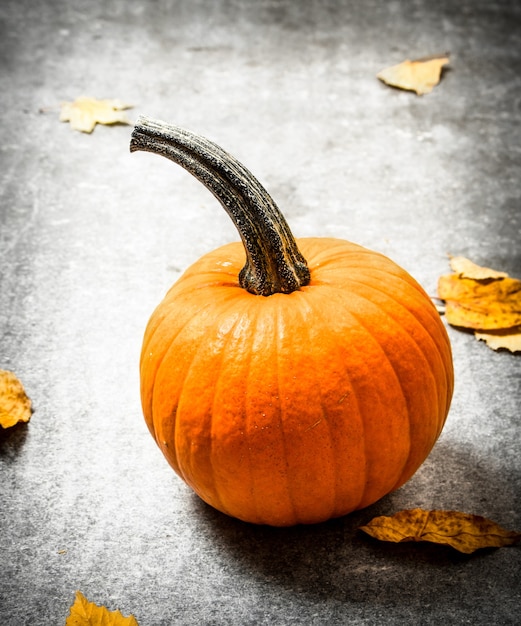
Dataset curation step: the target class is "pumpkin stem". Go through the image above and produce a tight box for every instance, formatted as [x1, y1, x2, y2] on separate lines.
[130, 116, 310, 296]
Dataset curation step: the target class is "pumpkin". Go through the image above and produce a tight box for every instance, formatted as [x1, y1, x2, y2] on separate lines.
[130, 116, 454, 527]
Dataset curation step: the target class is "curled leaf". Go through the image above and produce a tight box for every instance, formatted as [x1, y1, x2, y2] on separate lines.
[377, 55, 450, 95]
[60, 97, 133, 133]
[359, 509, 521, 554]
[449, 256, 509, 280]
[438, 273, 521, 330]
[0, 370, 32, 429]
[438, 256, 521, 351]
[65, 591, 139, 626]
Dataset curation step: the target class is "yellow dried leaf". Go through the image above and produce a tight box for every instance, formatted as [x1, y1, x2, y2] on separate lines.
[65, 591, 139, 626]
[0, 370, 32, 429]
[449, 255, 509, 280]
[377, 55, 450, 95]
[475, 327, 521, 353]
[359, 509, 521, 554]
[60, 97, 133, 133]
[437, 273, 521, 330]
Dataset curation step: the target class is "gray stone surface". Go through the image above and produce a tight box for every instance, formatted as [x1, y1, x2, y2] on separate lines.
[1, 0, 520, 624]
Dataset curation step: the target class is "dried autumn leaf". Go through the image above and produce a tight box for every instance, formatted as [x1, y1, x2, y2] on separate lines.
[475, 327, 521, 353]
[359, 509, 521, 554]
[438, 256, 521, 351]
[65, 591, 139, 626]
[0, 370, 32, 429]
[437, 273, 521, 330]
[449, 256, 509, 280]
[377, 55, 450, 95]
[60, 97, 133, 133]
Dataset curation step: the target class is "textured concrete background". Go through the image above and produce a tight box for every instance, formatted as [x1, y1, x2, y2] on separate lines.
[1, 0, 520, 624]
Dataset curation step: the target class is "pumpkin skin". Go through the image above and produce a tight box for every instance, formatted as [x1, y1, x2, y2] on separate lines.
[140, 237, 453, 526]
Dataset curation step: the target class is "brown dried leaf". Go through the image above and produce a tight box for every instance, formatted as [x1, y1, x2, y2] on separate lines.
[359, 509, 521, 554]
[475, 327, 521, 353]
[437, 273, 521, 330]
[449, 255, 509, 280]
[65, 591, 139, 626]
[0, 370, 32, 429]
[60, 97, 133, 133]
[377, 55, 450, 95]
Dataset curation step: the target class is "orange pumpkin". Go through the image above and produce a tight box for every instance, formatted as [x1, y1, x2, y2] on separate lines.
[131, 116, 454, 527]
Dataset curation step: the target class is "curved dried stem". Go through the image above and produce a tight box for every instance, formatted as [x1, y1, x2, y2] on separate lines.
[130, 116, 310, 296]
